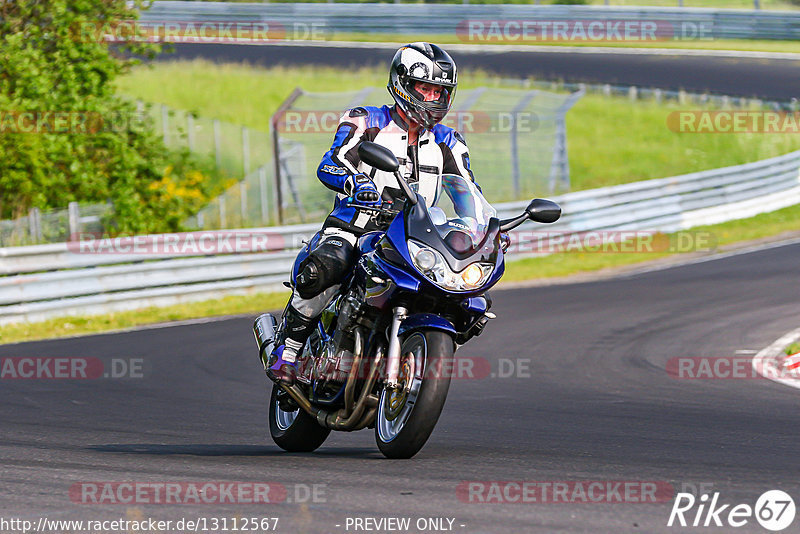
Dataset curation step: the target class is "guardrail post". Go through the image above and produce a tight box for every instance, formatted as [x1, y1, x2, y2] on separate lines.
[29, 208, 41, 243]
[68, 202, 80, 241]
[219, 196, 227, 229]
[242, 126, 250, 177]
[259, 165, 269, 223]
[239, 181, 247, 227]
[241, 127, 251, 226]
[213, 119, 222, 170]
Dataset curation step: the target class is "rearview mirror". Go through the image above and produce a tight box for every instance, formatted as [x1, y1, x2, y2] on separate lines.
[358, 141, 400, 173]
[525, 199, 561, 224]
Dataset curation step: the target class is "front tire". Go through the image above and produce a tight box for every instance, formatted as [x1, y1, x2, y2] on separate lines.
[375, 330, 455, 459]
[269, 384, 330, 452]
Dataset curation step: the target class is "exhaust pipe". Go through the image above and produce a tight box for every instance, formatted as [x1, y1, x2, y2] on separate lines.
[253, 313, 278, 371]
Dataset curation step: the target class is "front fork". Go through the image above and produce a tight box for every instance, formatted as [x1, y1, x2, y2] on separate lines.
[384, 306, 408, 389]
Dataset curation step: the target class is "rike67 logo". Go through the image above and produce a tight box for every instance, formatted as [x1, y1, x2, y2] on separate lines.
[668, 490, 796, 531]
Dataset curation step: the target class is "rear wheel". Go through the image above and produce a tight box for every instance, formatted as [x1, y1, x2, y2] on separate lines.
[375, 330, 454, 459]
[268, 384, 330, 452]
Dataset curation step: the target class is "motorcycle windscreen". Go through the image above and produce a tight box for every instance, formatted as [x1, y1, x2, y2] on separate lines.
[427, 174, 496, 253]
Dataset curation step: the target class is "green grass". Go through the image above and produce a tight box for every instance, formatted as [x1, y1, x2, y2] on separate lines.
[2, 202, 799, 345]
[116, 60, 800, 191]
[787, 342, 800, 355]
[0, 291, 291, 345]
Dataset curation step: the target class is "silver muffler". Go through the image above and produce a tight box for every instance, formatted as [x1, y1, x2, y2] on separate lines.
[253, 313, 278, 370]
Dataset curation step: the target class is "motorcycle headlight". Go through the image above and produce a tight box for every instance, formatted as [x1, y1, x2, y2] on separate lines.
[408, 240, 493, 291]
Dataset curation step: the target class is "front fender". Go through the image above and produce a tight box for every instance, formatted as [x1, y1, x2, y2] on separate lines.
[398, 313, 456, 338]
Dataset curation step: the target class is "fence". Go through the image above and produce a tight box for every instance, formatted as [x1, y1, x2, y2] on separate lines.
[183, 86, 582, 228]
[269, 86, 582, 224]
[2, 149, 798, 325]
[0, 203, 111, 248]
[140, 2, 800, 41]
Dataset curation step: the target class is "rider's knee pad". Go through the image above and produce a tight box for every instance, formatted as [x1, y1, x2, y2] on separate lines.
[295, 238, 355, 299]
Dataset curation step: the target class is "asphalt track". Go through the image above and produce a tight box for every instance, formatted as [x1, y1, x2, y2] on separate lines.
[2, 241, 800, 533]
[158, 43, 800, 101]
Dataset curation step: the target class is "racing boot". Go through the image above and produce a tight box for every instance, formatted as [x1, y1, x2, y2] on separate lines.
[266, 306, 317, 387]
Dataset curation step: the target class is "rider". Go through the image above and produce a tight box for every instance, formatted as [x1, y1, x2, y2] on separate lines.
[267, 42, 477, 386]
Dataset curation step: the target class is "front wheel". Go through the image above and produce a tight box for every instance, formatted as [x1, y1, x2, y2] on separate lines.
[375, 330, 454, 459]
[268, 384, 330, 452]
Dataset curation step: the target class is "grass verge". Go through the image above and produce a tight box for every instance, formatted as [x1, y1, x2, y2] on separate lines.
[787, 342, 800, 356]
[1, 202, 798, 345]
[117, 60, 800, 192]
[0, 292, 289, 346]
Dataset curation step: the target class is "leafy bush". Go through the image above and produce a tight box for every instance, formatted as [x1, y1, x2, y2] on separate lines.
[0, 0, 214, 234]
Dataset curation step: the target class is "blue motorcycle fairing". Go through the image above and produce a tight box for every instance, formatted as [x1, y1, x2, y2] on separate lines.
[357, 231, 383, 254]
[462, 296, 488, 314]
[398, 313, 457, 337]
[384, 209, 412, 267]
[372, 252, 421, 293]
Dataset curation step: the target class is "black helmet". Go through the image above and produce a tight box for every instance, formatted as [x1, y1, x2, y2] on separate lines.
[387, 42, 457, 130]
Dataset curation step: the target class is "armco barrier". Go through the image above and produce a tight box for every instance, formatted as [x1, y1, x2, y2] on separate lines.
[1, 150, 799, 325]
[140, 2, 800, 41]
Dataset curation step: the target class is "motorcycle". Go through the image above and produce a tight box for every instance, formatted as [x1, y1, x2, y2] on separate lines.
[254, 142, 561, 458]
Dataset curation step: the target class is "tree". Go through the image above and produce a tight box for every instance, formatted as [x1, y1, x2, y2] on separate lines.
[0, 0, 212, 233]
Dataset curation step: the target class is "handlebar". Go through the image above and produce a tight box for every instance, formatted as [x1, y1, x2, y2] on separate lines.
[342, 199, 403, 224]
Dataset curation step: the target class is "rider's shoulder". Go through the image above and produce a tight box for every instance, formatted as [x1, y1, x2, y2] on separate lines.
[431, 123, 467, 147]
[343, 106, 392, 129]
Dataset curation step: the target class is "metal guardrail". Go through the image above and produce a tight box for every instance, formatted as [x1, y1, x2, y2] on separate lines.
[1, 150, 798, 325]
[141, 2, 800, 41]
